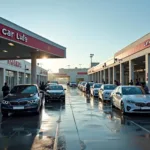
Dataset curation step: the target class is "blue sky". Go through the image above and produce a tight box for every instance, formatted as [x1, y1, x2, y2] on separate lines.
[0, 0, 150, 72]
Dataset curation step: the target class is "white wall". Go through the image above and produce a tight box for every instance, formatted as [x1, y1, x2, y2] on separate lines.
[59, 68, 88, 82]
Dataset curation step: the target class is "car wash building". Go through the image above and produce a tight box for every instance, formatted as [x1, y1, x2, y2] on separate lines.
[0, 17, 66, 97]
[88, 33, 150, 88]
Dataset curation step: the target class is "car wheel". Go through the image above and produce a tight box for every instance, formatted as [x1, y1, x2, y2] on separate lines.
[121, 102, 126, 115]
[2, 111, 8, 117]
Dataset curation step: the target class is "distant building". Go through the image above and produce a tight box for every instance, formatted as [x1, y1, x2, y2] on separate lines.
[49, 67, 89, 83]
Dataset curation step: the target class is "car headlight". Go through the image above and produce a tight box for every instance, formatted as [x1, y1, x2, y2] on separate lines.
[2, 100, 10, 104]
[126, 100, 135, 104]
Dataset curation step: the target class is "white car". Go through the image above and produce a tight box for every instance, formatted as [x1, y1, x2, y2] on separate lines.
[80, 82, 87, 91]
[99, 84, 117, 101]
[111, 85, 150, 114]
[90, 83, 102, 97]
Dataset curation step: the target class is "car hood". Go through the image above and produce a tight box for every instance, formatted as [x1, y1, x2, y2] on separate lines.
[123, 95, 150, 102]
[94, 88, 100, 91]
[4, 93, 36, 101]
[46, 90, 64, 94]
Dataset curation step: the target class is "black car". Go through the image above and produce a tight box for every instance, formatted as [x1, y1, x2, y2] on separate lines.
[1, 84, 43, 117]
[69, 82, 77, 87]
[45, 85, 66, 104]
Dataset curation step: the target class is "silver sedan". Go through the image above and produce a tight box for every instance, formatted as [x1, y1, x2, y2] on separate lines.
[111, 85, 150, 114]
[99, 84, 117, 101]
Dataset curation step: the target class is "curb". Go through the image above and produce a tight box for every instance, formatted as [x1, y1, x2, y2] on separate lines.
[53, 106, 62, 150]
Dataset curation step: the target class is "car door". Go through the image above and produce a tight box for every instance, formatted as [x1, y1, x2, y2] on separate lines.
[115, 87, 122, 108]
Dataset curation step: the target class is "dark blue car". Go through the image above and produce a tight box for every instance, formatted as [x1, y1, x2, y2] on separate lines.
[1, 84, 43, 117]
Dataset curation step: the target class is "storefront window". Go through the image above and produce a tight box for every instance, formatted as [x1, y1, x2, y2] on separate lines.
[6, 70, 15, 89]
[26, 74, 30, 84]
[19, 72, 23, 84]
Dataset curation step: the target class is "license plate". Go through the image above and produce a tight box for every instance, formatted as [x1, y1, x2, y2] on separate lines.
[13, 106, 24, 110]
[141, 107, 150, 110]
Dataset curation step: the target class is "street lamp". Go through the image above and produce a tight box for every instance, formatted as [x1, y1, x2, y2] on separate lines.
[90, 54, 94, 67]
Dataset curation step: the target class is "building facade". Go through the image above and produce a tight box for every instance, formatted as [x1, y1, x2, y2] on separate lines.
[58, 68, 89, 83]
[88, 33, 150, 88]
[0, 59, 48, 97]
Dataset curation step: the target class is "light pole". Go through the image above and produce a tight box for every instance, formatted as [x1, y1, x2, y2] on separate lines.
[90, 54, 94, 67]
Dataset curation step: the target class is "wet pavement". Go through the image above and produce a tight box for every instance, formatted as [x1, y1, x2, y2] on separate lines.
[1, 86, 150, 150]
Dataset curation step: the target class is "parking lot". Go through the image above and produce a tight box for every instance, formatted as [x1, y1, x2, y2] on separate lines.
[1, 86, 150, 150]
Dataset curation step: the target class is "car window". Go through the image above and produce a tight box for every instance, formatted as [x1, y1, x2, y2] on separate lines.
[122, 87, 144, 95]
[94, 84, 101, 88]
[11, 85, 37, 94]
[104, 85, 117, 90]
[48, 86, 63, 90]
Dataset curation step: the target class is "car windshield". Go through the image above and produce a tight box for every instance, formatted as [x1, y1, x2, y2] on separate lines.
[94, 84, 101, 88]
[10, 85, 37, 94]
[104, 85, 116, 90]
[122, 87, 144, 95]
[48, 86, 63, 90]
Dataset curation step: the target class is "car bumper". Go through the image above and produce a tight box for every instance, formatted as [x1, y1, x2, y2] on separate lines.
[1, 104, 39, 113]
[45, 95, 65, 102]
[125, 104, 150, 113]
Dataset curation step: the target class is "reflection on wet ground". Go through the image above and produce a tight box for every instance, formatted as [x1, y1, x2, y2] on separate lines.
[1, 86, 150, 150]
[59, 86, 150, 150]
[0, 101, 64, 150]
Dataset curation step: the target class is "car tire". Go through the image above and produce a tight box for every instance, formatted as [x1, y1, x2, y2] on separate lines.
[121, 102, 126, 115]
[1, 111, 8, 117]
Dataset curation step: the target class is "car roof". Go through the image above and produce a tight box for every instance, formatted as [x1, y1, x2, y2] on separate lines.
[15, 84, 37, 86]
[94, 83, 102, 85]
[104, 84, 115, 86]
[119, 85, 141, 88]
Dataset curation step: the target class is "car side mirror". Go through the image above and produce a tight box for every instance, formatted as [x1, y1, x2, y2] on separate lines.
[64, 88, 66, 90]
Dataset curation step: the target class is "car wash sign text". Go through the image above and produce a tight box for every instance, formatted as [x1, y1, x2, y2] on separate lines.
[1, 28, 28, 42]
